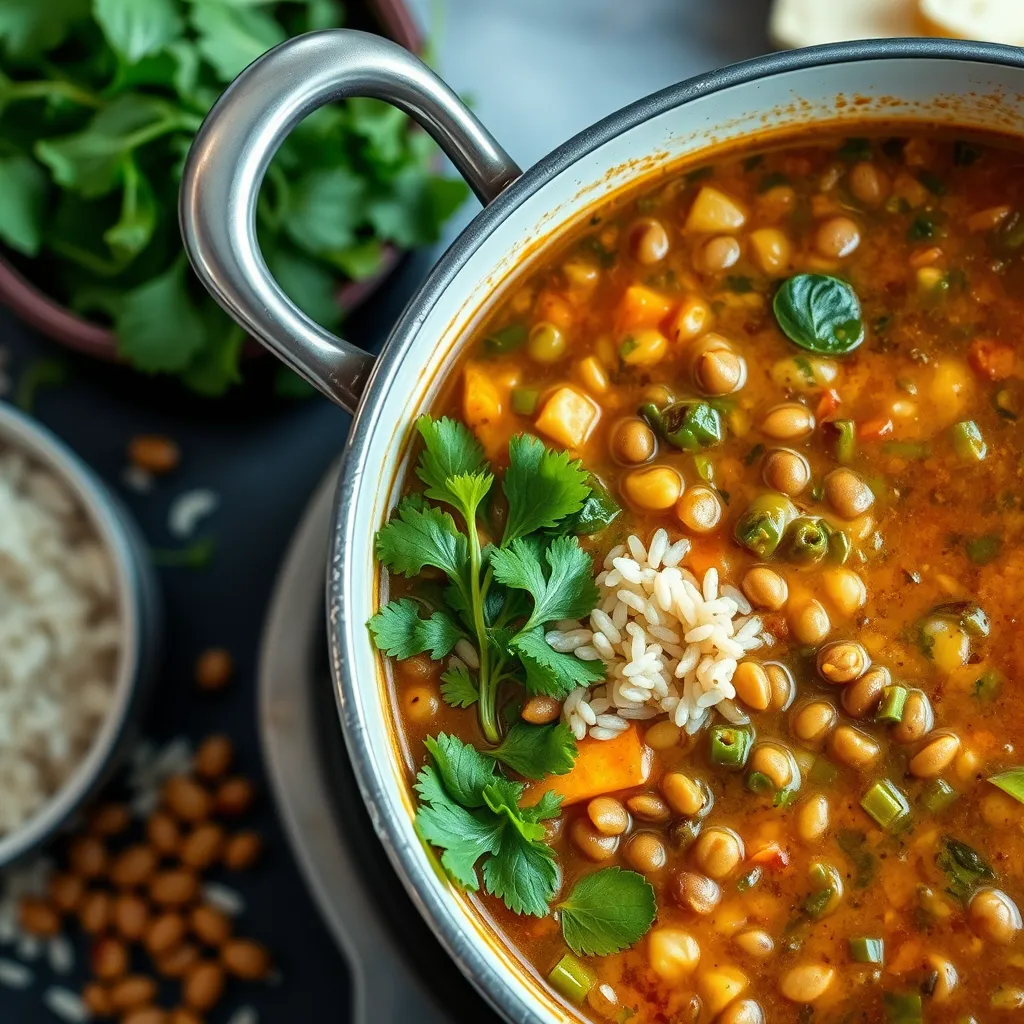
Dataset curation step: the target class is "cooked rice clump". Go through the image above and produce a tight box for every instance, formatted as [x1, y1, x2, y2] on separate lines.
[547, 529, 767, 741]
[0, 448, 120, 834]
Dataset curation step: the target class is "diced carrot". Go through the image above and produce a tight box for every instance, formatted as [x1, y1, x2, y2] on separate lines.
[615, 284, 675, 333]
[815, 388, 840, 420]
[858, 416, 894, 440]
[748, 842, 790, 872]
[534, 291, 576, 331]
[968, 338, 1016, 381]
[523, 725, 651, 807]
[534, 387, 600, 449]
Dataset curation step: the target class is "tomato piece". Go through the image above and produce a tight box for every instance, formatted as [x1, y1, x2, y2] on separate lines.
[815, 388, 841, 420]
[969, 338, 1016, 381]
[858, 416, 894, 440]
[748, 842, 790, 872]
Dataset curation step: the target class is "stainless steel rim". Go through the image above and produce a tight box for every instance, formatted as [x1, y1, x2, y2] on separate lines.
[330, 37, 1024, 1024]
[0, 404, 159, 866]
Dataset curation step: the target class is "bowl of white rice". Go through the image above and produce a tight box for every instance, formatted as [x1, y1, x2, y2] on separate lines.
[0, 402, 159, 866]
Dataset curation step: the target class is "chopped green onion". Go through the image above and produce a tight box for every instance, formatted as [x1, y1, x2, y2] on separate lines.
[973, 668, 1002, 702]
[988, 768, 1024, 805]
[920, 779, 958, 815]
[834, 419, 856, 464]
[884, 991, 923, 1024]
[511, 388, 539, 415]
[709, 725, 753, 770]
[736, 867, 762, 892]
[802, 861, 843, 920]
[693, 454, 715, 483]
[861, 780, 910, 830]
[881, 440, 931, 459]
[547, 953, 596, 1004]
[950, 420, 986, 462]
[849, 937, 884, 964]
[734, 494, 796, 558]
[802, 887, 835, 920]
[825, 525, 852, 566]
[484, 323, 528, 354]
[774, 788, 798, 808]
[747, 771, 774, 795]
[875, 685, 908, 724]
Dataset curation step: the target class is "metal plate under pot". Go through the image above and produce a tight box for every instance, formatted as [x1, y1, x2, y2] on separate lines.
[257, 466, 500, 1024]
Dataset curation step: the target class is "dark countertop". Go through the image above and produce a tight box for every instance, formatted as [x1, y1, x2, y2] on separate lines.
[0, 2, 772, 1019]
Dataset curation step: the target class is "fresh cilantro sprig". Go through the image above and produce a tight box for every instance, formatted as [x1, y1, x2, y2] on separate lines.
[417, 735, 656, 940]
[369, 415, 604, 745]
[0, 2, 468, 394]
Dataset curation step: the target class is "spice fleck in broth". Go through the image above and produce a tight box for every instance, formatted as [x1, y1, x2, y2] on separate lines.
[370, 129, 1024, 1022]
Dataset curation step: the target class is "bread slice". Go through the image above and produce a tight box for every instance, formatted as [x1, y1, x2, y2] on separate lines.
[917, 0, 1024, 45]
[770, 0, 920, 49]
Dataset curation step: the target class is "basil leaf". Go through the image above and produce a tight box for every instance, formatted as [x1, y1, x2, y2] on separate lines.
[989, 768, 1024, 804]
[773, 274, 865, 355]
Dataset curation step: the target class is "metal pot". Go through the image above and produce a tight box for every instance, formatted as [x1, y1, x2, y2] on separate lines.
[181, 31, 1024, 1022]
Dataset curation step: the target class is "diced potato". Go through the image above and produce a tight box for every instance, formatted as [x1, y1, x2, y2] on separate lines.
[685, 186, 747, 233]
[615, 284, 674, 333]
[462, 362, 507, 457]
[534, 291, 575, 331]
[524, 725, 652, 807]
[534, 386, 600, 449]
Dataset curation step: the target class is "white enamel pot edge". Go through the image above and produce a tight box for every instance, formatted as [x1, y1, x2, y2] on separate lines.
[180, 34, 1024, 1024]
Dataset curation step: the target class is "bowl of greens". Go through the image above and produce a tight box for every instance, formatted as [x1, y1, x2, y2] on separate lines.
[0, 0, 467, 395]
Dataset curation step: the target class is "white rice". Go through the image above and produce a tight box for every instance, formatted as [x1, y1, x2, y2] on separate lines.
[202, 881, 246, 917]
[168, 488, 219, 539]
[0, 956, 32, 989]
[227, 1007, 259, 1024]
[43, 986, 89, 1023]
[0, 447, 120, 835]
[47, 935, 74, 974]
[551, 529, 767, 742]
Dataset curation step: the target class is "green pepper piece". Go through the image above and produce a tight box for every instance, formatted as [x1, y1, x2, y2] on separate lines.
[834, 419, 856, 464]
[734, 494, 797, 558]
[782, 517, 830, 565]
[950, 420, 986, 462]
[484, 323, 528, 354]
[920, 779, 958, 815]
[876, 685, 908, 724]
[639, 400, 723, 452]
[709, 725, 753, 770]
[861, 780, 910, 830]
[571, 475, 622, 535]
[693, 454, 715, 483]
[747, 771, 774, 795]
[825, 525, 852, 565]
[849, 937, 884, 964]
[884, 992, 923, 1024]
[511, 388, 539, 415]
[548, 953, 596, 1004]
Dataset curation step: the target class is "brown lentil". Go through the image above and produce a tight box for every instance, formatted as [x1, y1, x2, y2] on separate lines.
[223, 831, 263, 871]
[109, 976, 158, 1012]
[183, 960, 225, 1012]
[195, 647, 234, 690]
[215, 777, 256, 817]
[221, 938, 271, 980]
[128, 435, 180, 474]
[92, 936, 129, 980]
[146, 913, 188, 957]
[162, 776, 212, 823]
[113, 894, 150, 942]
[150, 869, 200, 907]
[193, 735, 235, 780]
[181, 823, 225, 871]
[110, 845, 159, 888]
[521, 696, 561, 725]
[741, 566, 788, 611]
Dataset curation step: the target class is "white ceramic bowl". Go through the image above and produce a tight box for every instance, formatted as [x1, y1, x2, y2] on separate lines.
[0, 402, 160, 866]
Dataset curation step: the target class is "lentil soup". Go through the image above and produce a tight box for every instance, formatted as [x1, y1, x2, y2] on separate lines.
[369, 128, 1024, 1023]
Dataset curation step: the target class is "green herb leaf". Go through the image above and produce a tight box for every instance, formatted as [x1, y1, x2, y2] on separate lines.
[511, 626, 605, 698]
[0, 153, 46, 256]
[557, 867, 657, 956]
[284, 167, 367, 255]
[440, 665, 479, 709]
[374, 502, 469, 582]
[490, 535, 599, 629]
[267, 244, 343, 330]
[936, 837, 994, 903]
[773, 274, 864, 354]
[93, 0, 182, 65]
[489, 722, 577, 780]
[115, 260, 206, 373]
[502, 435, 590, 545]
[482, 820, 560, 917]
[103, 158, 156, 261]
[424, 734, 498, 809]
[416, 415, 487, 502]
[367, 598, 464, 660]
[189, 2, 286, 82]
[988, 768, 1024, 805]
[0, 0, 86, 60]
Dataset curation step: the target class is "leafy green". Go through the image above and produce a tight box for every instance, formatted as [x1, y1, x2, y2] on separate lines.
[374, 503, 469, 583]
[414, 735, 562, 916]
[0, 0, 468, 393]
[936, 837, 994, 903]
[440, 665, 479, 709]
[773, 274, 865, 354]
[367, 598, 464, 660]
[988, 768, 1024, 805]
[502, 435, 590, 545]
[557, 868, 656, 956]
[512, 626, 605, 698]
[488, 721, 577, 780]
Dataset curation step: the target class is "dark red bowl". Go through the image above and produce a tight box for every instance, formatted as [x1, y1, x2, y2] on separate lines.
[0, 0, 420, 360]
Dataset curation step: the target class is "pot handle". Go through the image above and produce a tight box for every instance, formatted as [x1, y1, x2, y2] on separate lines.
[179, 30, 521, 413]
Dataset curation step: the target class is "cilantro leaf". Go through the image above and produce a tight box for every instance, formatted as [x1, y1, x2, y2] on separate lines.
[375, 503, 469, 583]
[424, 734, 498, 809]
[0, 154, 46, 256]
[93, 0, 182, 65]
[491, 535, 599, 629]
[512, 626, 605, 697]
[440, 665, 479, 709]
[414, 765, 503, 890]
[416, 416, 487, 504]
[502, 435, 590, 545]
[189, 2, 286, 82]
[557, 867, 657, 956]
[482, 824, 560, 917]
[0, 0, 86, 60]
[489, 722, 577, 780]
[367, 598, 464, 660]
[529, 790, 564, 822]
